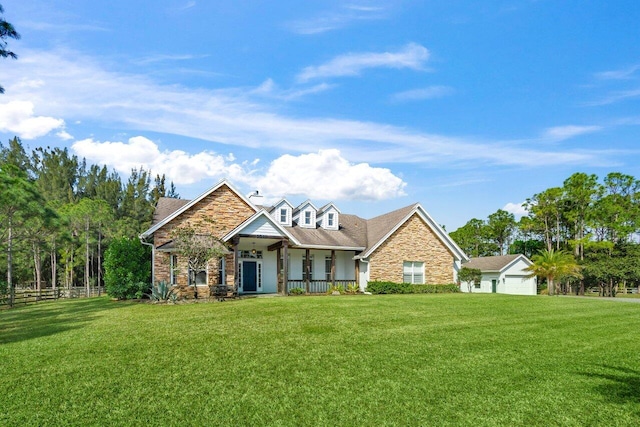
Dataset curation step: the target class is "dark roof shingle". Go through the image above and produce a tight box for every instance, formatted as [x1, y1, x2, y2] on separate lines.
[463, 255, 522, 271]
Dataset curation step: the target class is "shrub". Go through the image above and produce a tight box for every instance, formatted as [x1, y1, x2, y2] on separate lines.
[149, 281, 175, 302]
[288, 287, 306, 296]
[366, 281, 412, 294]
[327, 284, 345, 295]
[345, 283, 360, 294]
[104, 237, 151, 300]
[367, 281, 460, 294]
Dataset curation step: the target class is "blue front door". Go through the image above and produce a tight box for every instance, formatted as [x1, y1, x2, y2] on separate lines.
[243, 261, 257, 292]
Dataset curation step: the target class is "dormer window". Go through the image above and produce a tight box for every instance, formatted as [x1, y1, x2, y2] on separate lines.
[304, 211, 312, 225]
[328, 213, 335, 227]
[272, 199, 293, 227]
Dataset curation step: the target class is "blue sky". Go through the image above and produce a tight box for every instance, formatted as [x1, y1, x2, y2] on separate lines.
[1, 0, 639, 230]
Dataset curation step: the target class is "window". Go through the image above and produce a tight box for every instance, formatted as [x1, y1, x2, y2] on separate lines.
[403, 261, 424, 284]
[327, 213, 334, 227]
[240, 250, 262, 259]
[189, 267, 207, 286]
[280, 208, 288, 224]
[217, 257, 225, 285]
[304, 210, 312, 225]
[325, 256, 332, 281]
[170, 255, 178, 285]
[302, 254, 314, 280]
[474, 280, 481, 289]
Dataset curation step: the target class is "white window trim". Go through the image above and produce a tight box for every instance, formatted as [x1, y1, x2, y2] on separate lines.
[279, 207, 289, 224]
[403, 261, 425, 284]
[170, 254, 178, 285]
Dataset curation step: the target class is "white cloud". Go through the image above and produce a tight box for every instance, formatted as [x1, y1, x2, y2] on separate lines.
[257, 149, 406, 201]
[297, 43, 429, 82]
[587, 88, 640, 106]
[252, 78, 334, 100]
[595, 64, 640, 80]
[543, 125, 602, 140]
[56, 130, 74, 140]
[503, 202, 528, 217]
[70, 137, 405, 201]
[71, 136, 247, 185]
[0, 100, 65, 139]
[392, 85, 454, 102]
[132, 53, 209, 65]
[0, 49, 615, 169]
[287, 3, 387, 35]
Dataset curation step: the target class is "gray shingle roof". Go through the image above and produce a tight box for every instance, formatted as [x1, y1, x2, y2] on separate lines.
[152, 197, 433, 254]
[286, 213, 368, 248]
[153, 197, 190, 225]
[363, 204, 418, 254]
[463, 255, 522, 272]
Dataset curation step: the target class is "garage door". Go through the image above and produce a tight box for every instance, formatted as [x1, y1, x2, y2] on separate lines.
[504, 275, 535, 295]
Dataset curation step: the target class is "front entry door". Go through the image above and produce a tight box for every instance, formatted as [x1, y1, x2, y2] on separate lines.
[243, 261, 257, 292]
[491, 279, 497, 293]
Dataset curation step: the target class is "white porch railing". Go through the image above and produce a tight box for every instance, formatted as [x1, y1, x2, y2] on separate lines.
[286, 279, 356, 294]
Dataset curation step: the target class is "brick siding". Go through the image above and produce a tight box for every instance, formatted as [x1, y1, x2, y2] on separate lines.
[369, 213, 454, 284]
[153, 185, 254, 289]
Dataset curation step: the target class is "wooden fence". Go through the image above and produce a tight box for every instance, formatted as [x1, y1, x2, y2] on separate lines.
[0, 286, 103, 309]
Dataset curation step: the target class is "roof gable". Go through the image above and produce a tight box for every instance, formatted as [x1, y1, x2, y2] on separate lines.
[463, 254, 532, 272]
[222, 210, 300, 244]
[359, 203, 468, 261]
[140, 179, 257, 238]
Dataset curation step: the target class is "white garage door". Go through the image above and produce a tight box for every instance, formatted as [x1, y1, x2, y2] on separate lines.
[504, 275, 535, 295]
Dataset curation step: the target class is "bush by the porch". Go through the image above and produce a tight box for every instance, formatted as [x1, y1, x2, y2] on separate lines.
[367, 281, 459, 294]
[103, 237, 151, 299]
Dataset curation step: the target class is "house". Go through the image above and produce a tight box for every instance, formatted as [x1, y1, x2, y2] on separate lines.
[139, 179, 468, 296]
[460, 254, 537, 295]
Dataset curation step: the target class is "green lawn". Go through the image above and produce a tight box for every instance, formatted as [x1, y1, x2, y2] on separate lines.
[1, 294, 639, 426]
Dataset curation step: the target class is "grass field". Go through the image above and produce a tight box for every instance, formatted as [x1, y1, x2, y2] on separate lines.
[1, 294, 639, 426]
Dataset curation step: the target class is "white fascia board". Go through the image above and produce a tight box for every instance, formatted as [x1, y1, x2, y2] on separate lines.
[414, 204, 469, 262]
[499, 254, 532, 273]
[294, 244, 365, 251]
[222, 209, 300, 245]
[318, 202, 341, 215]
[270, 198, 295, 213]
[140, 179, 258, 238]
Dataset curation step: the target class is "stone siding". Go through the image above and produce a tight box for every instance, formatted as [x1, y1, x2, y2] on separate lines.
[369, 213, 454, 284]
[153, 185, 254, 287]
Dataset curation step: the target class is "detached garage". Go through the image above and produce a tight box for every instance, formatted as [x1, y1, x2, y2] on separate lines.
[460, 254, 537, 295]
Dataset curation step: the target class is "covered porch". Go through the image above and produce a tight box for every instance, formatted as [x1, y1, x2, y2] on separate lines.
[231, 235, 358, 295]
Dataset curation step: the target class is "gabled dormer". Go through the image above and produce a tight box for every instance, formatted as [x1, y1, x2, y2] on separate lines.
[270, 199, 294, 227]
[317, 203, 340, 231]
[293, 200, 318, 229]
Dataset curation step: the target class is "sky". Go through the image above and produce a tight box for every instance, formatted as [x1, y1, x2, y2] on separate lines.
[1, 0, 639, 231]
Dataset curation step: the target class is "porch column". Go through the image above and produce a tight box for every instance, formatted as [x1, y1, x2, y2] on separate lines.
[233, 236, 239, 291]
[282, 240, 289, 295]
[276, 247, 282, 293]
[305, 248, 310, 294]
[355, 259, 360, 284]
[331, 249, 336, 286]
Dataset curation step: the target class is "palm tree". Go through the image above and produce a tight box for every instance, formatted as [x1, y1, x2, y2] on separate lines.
[526, 249, 582, 296]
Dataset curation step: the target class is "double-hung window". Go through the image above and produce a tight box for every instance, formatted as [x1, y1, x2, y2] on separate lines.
[327, 213, 334, 227]
[170, 255, 178, 285]
[403, 261, 425, 284]
[280, 208, 288, 224]
[304, 211, 312, 225]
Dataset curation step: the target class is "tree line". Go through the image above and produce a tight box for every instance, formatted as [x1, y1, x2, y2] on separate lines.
[450, 172, 640, 296]
[0, 137, 178, 302]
